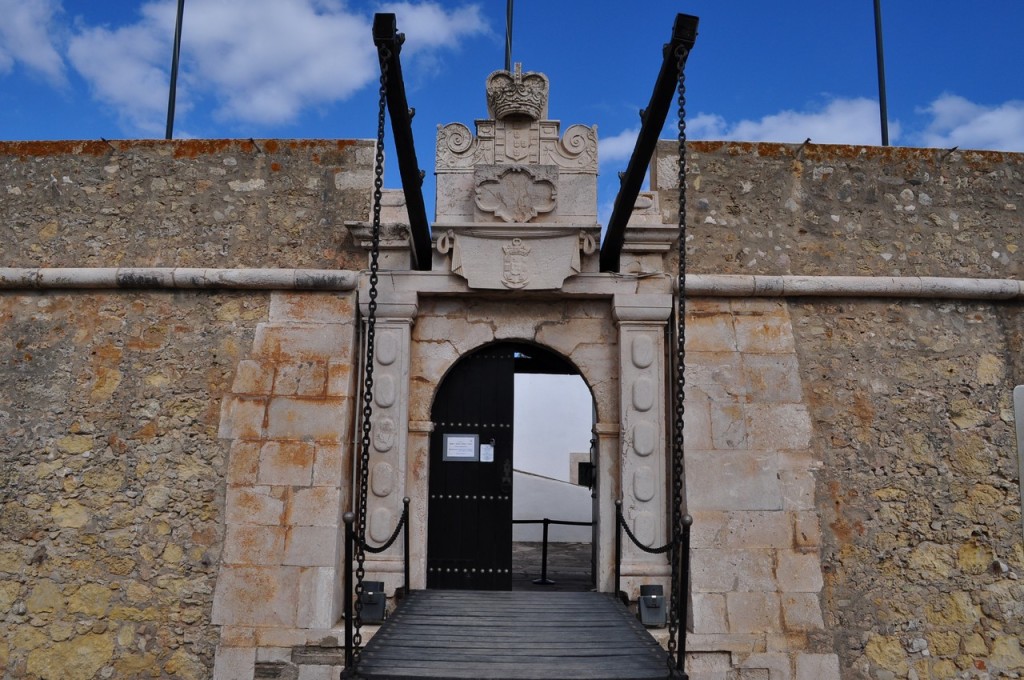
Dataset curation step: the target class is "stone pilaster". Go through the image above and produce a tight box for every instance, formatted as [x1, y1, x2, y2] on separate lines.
[359, 291, 418, 594]
[613, 293, 674, 597]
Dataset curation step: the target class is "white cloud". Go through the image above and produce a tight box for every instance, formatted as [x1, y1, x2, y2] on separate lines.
[380, 2, 486, 53]
[917, 94, 1024, 152]
[0, 0, 66, 85]
[66, 0, 487, 134]
[598, 127, 638, 166]
[688, 97, 896, 146]
[68, 14, 175, 137]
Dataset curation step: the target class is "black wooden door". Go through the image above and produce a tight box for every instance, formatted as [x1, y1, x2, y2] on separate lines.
[427, 344, 515, 589]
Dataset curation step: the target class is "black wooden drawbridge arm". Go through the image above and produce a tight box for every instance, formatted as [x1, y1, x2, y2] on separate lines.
[599, 13, 698, 273]
[372, 13, 432, 271]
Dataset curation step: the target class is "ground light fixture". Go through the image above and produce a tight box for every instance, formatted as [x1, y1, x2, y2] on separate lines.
[638, 584, 667, 627]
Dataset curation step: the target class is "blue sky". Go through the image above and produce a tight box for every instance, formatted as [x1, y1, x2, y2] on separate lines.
[2, 0, 1023, 224]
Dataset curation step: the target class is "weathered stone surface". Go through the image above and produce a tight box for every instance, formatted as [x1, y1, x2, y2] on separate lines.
[0, 139, 373, 270]
[791, 299, 1024, 677]
[0, 290, 257, 675]
[26, 632, 114, 680]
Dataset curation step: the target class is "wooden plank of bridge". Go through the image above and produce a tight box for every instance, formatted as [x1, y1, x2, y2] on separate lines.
[355, 590, 669, 680]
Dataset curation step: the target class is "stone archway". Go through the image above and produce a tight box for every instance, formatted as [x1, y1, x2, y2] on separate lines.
[355, 288, 673, 596]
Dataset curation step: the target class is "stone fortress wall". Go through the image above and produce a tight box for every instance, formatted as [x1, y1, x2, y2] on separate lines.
[654, 140, 1024, 678]
[0, 139, 372, 678]
[0, 136, 1022, 679]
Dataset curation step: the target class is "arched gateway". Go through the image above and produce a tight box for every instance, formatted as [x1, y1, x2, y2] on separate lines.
[426, 341, 587, 590]
[356, 62, 678, 600]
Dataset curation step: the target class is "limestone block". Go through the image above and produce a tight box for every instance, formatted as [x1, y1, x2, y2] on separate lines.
[273, 361, 328, 396]
[780, 471, 816, 511]
[222, 525, 286, 565]
[711, 402, 748, 449]
[692, 593, 728, 634]
[410, 337, 460, 386]
[686, 451, 783, 511]
[266, 397, 347, 442]
[269, 292, 355, 324]
[298, 665, 340, 680]
[256, 627, 307, 648]
[691, 548, 777, 593]
[326, 358, 355, 396]
[212, 645, 256, 680]
[536, 317, 614, 356]
[686, 651, 731, 680]
[258, 441, 315, 486]
[723, 511, 791, 549]
[688, 510, 727, 549]
[227, 441, 261, 485]
[312, 443, 347, 487]
[226, 486, 285, 526]
[212, 566, 300, 626]
[414, 316, 495, 352]
[739, 653, 792, 680]
[686, 353, 747, 403]
[253, 323, 352, 361]
[726, 592, 781, 634]
[781, 593, 825, 631]
[296, 567, 337, 629]
[741, 354, 803, 403]
[794, 653, 840, 680]
[733, 311, 797, 354]
[684, 312, 737, 352]
[231, 359, 275, 395]
[682, 391, 713, 449]
[776, 551, 823, 593]
[286, 487, 342, 527]
[744, 404, 812, 451]
[219, 396, 267, 440]
[284, 526, 339, 567]
[791, 512, 821, 551]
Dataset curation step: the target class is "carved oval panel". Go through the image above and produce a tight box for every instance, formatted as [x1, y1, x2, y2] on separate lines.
[371, 462, 395, 497]
[373, 417, 396, 452]
[377, 332, 399, 366]
[633, 511, 656, 547]
[375, 375, 396, 408]
[369, 507, 394, 543]
[633, 422, 655, 457]
[631, 336, 654, 369]
[633, 466, 655, 502]
[632, 378, 654, 412]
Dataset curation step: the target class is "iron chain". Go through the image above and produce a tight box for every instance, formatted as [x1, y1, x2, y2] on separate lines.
[667, 43, 690, 676]
[352, 41, 390, 663]
[616, 507, 672, 555]
[362, 505, 408, 554]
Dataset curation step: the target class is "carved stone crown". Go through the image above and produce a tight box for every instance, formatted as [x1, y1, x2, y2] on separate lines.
[486, 63, 549, 120]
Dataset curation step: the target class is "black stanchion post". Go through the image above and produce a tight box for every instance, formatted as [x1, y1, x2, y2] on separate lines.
[343, 512, 355, 669]
[614, 500, 622, 598]
[532, 519, 554, 585]
[676, 514, 693, 674]
[403, 497, 411, 596]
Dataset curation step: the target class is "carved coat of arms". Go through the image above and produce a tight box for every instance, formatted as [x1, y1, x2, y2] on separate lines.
[501, 238, 531, 289]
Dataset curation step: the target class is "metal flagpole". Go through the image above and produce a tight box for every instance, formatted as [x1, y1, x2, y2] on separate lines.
[505, 0, 514, 70]
[165, 0, 186, 140]
[873, 0, 890, 146]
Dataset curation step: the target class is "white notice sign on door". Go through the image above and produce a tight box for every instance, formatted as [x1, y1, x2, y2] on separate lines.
[443, 434, 479, 462]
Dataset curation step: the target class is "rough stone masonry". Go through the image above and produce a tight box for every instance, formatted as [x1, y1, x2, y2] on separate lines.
[0, 132, 1022, 680]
